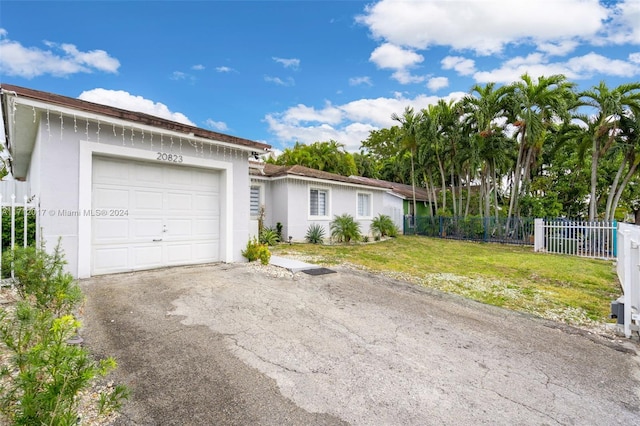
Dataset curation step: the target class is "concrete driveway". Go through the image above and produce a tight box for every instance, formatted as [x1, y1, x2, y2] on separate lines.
[80, 262, 640, 425]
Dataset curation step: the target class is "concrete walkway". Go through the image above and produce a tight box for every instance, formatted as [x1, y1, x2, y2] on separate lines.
[269, 255, 321, 272]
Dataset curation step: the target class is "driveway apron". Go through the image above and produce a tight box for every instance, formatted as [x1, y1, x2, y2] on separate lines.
[80, 263, 640, 425]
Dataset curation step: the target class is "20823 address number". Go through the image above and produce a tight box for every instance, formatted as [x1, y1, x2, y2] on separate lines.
[157, 152, 183, 163]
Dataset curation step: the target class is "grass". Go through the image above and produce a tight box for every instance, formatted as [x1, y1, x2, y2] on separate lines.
[272, 236, 621, 326]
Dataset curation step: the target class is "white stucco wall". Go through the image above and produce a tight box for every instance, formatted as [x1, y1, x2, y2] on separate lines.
[29, 112, 252, 277]
[268, 178, 389, 242]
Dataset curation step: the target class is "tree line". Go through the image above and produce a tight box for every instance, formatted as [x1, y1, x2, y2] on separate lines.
[267, 74, 640, 224]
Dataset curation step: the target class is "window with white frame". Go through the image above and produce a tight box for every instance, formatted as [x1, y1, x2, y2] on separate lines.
[250, 185, 261, 217]
[357, 192, 372, 218]
[309, 188, 329, 217]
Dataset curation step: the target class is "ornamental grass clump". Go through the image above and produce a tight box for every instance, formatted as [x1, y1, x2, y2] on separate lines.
[330, 214, 361, 244]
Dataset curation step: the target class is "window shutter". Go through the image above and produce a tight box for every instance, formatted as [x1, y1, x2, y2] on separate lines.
[250, 186, 261, 216]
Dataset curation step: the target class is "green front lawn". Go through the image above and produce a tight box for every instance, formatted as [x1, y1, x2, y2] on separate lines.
[273, 236, 621, 326]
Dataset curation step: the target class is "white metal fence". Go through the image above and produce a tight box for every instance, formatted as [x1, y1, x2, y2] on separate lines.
[616, 223, 640, 338]
[534, 219, 617, 259]
[0, 193, 39, 280]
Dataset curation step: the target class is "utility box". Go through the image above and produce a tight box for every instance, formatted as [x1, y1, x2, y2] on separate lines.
[610, 297, 625, 325]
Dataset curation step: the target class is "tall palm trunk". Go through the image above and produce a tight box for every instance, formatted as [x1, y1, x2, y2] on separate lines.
[588, 136, 599, 221]
[410, 151, 417, 222]
[508, 128, 526, 223]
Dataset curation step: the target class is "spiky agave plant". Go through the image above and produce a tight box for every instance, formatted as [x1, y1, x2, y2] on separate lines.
[305, 223, 326, 244]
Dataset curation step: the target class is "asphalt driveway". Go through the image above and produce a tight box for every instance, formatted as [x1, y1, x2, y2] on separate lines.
[79, 262, 640, 425]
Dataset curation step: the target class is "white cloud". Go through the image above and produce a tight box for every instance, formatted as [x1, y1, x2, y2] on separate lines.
[606, 0, 640, 44]
[171, 71, 188, 80]
[281, 103, 343, 125]
[192, 64, 205, 71]
[369, 43, 423, 69]
[370, 43, 426, 84]
[474, 52, 640, 84]
[265, 91, 466, 152]
[356, 0, 608, 55]
[0, 30, 120, 78]
[216, 66, 234, 73]
[349, 76, 373, 86]
[630, 52, 640, 64]
[264, 75, 295, 86]
[273, 57, 300, 69]
[441, 56, 476, 76]
[205, 119, 229, 132]
[537, 40, 579, 56]
[427, 77, 449, 92]
[78, 88, 195, 126]
[391, 70, 426, 84]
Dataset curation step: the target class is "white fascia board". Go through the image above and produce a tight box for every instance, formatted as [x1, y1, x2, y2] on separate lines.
[269, 174, 388, 192]
[386, 191, 406, 200]
[10, 96, 264, 154]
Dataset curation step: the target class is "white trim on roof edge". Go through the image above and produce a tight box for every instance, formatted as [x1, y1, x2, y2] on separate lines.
[8, 95, 267, 154]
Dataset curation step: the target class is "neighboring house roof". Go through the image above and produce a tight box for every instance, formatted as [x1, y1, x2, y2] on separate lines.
[1, 84, 271, 178]
[250, 163, 387, 191]
[348, 175, 431, 202]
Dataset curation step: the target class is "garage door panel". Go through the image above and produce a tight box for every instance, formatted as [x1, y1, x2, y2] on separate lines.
[133, 245, 163, 268]
[167, 192, 193, 211]
[166, 244, 193, 264]
[195, 194, 218, 212]
[133, 218, 163, 239]
[93, 159, 131, 184]
[193, 169, 219, 186]
[195, 219, 219, 236]
[92, 156, 221, 275]
[93, 187, 130, 210]
[194, 242, 219, 260]
[166, 168, 194, 186]
[93, 218, 129, 243]
[93, 247, 129, 272]
[133, 190, 164, 211]
[135, 163, 163, 183]
[166, 219, 192, 238]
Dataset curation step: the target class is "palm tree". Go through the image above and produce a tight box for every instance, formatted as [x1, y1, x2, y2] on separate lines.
[462, 83, 510, 219]
[504, 74, 576, 221]
[578, 81, 640, 221]
[391, 106, 424, 220]
[607, 110, 640, 221]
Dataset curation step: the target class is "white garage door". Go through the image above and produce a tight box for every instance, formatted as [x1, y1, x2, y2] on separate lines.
[91, 156, 220, 275]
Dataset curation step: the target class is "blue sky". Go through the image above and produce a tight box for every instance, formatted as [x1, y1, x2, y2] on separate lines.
[1, 0, 639, 153]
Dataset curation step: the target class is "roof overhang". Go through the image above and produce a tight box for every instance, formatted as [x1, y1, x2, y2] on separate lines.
[1, 85, 271, 179]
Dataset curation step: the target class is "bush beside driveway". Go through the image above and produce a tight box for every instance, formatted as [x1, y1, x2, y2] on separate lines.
[80, 263, 640, 425]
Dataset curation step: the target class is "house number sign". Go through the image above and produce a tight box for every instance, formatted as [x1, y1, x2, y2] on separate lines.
[156, 152, 184, 163]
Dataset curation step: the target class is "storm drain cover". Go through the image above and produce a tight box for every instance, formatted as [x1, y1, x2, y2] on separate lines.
[301, 268, 336, 276]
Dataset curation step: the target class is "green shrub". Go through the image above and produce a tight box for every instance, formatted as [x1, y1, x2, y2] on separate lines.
[0, 244, 128, 425]
[330, 214, 361, 244]
[242, 237, 271, 265]
[370, 214, 399, 238]
[259, 227, 280, 246]
[1, 207, 37, 252]
[305, 224, 325, 244]
[2, 243, 82, 316]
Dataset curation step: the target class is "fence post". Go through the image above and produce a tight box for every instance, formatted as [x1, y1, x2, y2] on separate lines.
[534, 218, 544, 252]
[439, 216, 443, 238]
[0, 193, 2, 279]
[622, 230, 632, 338]
[612, 220, 618, 258]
